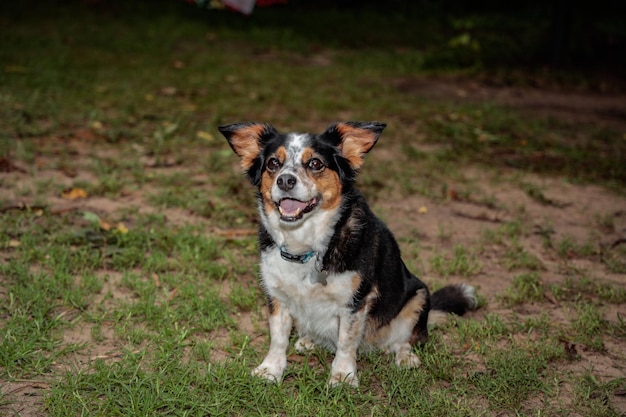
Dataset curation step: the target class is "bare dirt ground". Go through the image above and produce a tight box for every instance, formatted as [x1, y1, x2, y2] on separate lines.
[394, 75, 626, 130]
[389, 77, 626, 414]
[2, 78, 625, 415]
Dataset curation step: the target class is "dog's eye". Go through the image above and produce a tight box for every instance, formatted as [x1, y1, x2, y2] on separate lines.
[266, 157, 281, 172]
[308, 158, 324, 171]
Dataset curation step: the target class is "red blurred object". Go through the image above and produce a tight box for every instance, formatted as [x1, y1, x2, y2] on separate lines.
[256, 0, 288, 5]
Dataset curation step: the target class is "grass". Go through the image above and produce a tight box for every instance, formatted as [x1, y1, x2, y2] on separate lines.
[430, 244, 482, 278]
[1, 1, 625, 416]
[470, 346, 550, 410]
[499, 272, 545, 306]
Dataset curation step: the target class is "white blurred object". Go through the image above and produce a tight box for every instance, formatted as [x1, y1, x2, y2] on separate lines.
[223, 0, 255, 14]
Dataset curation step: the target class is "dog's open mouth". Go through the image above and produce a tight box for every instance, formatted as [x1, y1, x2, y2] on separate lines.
[277, 197, 319, 221]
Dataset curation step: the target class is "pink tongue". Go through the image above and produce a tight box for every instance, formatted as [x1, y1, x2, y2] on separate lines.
[280, 199, 308, 215]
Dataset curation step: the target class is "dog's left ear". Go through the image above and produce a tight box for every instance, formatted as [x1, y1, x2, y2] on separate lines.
[218, 122, 277, 171]
[321, 121, 386, 169]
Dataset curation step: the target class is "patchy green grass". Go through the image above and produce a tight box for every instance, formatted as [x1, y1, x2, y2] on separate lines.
[1, 1, 625, 416]
[499, 272, 545, 306]
[430, 244, 482, 278]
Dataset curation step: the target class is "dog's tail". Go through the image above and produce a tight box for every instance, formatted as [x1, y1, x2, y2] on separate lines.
[428, 284, 477, 326]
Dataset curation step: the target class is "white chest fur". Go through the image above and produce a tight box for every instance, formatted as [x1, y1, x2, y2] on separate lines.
[260, 248, 357, 350]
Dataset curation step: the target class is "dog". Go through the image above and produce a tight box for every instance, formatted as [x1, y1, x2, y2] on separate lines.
[218, 121, 477, 387]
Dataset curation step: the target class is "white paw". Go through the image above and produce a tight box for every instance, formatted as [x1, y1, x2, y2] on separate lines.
[328, 372, 359, 388]
[251, 365, 283, 383]
[395, 351, 421, 368]
[294, 337, 316, 353]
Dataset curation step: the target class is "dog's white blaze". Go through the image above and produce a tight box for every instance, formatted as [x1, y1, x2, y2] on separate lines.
[283, 133, 308, 164]
[269, 133, 317, 208]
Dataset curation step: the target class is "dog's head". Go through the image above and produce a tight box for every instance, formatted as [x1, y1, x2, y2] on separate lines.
[219, 121, 386, 225]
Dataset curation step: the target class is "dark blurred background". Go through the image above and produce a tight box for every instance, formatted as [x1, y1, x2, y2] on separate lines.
[3, 0, 625, 73]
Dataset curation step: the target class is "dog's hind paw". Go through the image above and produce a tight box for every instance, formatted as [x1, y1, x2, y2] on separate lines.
[390, 342, 421, 368]
[395, 351, 421, 368]
[294, 337, 316, 353]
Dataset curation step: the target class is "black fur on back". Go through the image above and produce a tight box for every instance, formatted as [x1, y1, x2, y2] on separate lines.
[322, 189, 429, 323]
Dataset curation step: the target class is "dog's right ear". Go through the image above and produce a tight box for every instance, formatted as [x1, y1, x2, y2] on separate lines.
[218, 122, 276, 170]
[320, 121, 386, 170]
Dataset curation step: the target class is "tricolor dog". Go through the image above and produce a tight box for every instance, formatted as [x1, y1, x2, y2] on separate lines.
[219, 121, 477, 387]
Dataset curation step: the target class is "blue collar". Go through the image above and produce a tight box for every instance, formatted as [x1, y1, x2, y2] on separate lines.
[279, 246, 316, 264]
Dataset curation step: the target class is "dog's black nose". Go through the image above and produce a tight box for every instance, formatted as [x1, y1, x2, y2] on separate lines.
[276, 174, 297, 191]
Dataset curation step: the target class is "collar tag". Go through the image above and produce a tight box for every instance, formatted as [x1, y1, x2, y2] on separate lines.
[311, 252, 328, 285]
[310, 269, 329, 286]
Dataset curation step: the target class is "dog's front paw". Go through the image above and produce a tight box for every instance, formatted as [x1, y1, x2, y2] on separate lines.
[328, 372, 359, 388]
[251, 364, 284, 383]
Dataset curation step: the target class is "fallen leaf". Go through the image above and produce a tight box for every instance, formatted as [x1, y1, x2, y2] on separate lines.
[160, 86, 177, 96]
[61, 187, 87, 200]
[418, 206, 428, 214]
[152, 272, 161, 288]
[197, 131, 215, 142]
[116, 222, 129, 234]
[99, 220, 112, 231]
